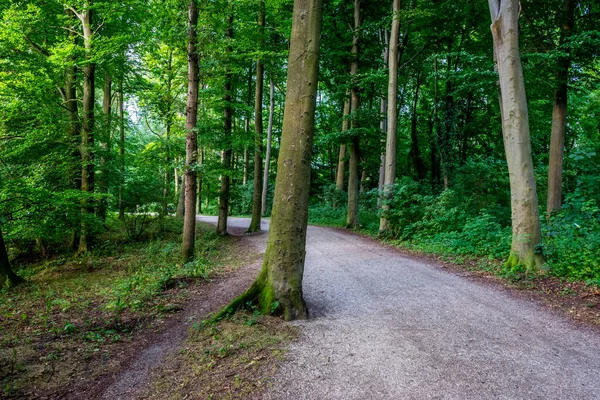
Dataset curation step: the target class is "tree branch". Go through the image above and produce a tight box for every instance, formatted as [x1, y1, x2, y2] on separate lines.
[66, 6, 84, 23]
[24, 36, 50, 57]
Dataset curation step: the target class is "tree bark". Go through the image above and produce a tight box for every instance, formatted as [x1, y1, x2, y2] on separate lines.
[547, 0, 575, 216]
[65, 52, 80, 190]
[335, 97, 351, 191]
[176, 174, 185, 218]
[379, 0, 401, 233]
[248, 1, 266, 233]
[488, 0, 543, 270]
[118, 78, 125, 220]
[216, 0, 323, 321]
[243, 147, 249, 186]
[182, 0, 200, 262]
[346, 0, 361, 228]
[217, 12, 234, 236]
[197, 147, 204, 214]
[97, 71, 112, 222]
[0, 226, 22, 287]
[377, 28, 389, 210]
[78, 3, 96, 254]
[261, 78, 275, 216]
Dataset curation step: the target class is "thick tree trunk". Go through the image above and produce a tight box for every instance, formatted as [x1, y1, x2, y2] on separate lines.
[261, 78, 275, 216]
[335, 97, 351, 192]
[488, 0, 543, 270]
[248, 1, 266, 233]
[78, 5, 95, 254]
[217, 0, 323, 321]
[97, 71, 112, 222]
[379, 0, 401, 233]
[217, 13, 234, 236]
[118, 78, 125, 220]
[0, 227, 22, 287]
[346, 0, 361, 228]
[547, 0, 575, 216]
[182, 0, 200, 262]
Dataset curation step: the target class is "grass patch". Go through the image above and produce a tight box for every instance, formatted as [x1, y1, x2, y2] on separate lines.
[144, 311, 298, 400]
[0, 217, 231, 399]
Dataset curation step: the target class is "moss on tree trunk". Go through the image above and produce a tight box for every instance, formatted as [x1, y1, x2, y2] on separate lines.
[215, 0, 323, 321]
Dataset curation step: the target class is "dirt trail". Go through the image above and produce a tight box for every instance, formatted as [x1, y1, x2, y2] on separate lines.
[95, 218, 266, 400]
[102, 217, 600, 399]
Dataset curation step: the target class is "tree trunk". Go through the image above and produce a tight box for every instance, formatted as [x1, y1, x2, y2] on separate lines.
[176, 174, 185, 218]
[410, 72, 425, 180]
[346, 0, 361, 228]
[65, 45, 81, 249]
[488, 0, 543, 270]
[217, 12, 234, 236]
[261, 78, 275, 216]
[547, 0, 575, 216]
[243, 147, 249, 186]
[65, 60, 80, 188]
[0, 226, 22, 287]
[379, 0, 401, 233]
[248, 1, 266, 233]
[335, 97, 351, 191]
[78, 4, 95, 254]
[359, 169, 367, 192]
[377, 29, 389, 210]
[205, 181, 210, 209]
[97, 71, 112, 222]
[217, 0, 323, 321]
[162, 51, 174, 217]
[182, 0, 200, 262]
[197, 147, 204, 214]
[118, 78, 125, 220]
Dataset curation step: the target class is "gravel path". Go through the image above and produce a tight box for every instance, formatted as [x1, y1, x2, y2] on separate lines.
[203, 217, 600, 400]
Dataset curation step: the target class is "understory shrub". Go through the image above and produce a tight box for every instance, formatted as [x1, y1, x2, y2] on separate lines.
[543, 198, 600, 281]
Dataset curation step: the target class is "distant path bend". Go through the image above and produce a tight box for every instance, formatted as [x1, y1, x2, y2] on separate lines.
[201, 216, 600, 400]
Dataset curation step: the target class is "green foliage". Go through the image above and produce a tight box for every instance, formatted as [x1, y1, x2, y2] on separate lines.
[105, 225, 221, 312]
[544, 200, 600, 281]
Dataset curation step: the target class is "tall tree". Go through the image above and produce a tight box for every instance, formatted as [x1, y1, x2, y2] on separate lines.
[217, 10, 234, 236]
[547, 0, 576, 216]
[335, 97, 351, 192]
[261, 78, 275, 216]
[217, 0, 323, 320]
[248, 0, 266, 233]
[346, 0, 361, 228]
[73, 1, 96, 254]
[488, 0, 543, 270]
[118, 77, 125, 220]
[379, 0, 401, 234]
[97, 71, 112, 222]
[182, 0, 199, 262]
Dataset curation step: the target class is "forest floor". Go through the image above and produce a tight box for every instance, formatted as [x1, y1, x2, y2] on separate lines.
[3, 217, 600, 399]
[0, 220, 295, 399]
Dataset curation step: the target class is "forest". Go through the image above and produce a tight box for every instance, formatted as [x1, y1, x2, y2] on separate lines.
[1, 0, 600, 397]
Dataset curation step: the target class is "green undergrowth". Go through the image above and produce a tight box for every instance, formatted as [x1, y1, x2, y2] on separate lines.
[0, 217, 231, 398]
[143, 311, 298, 400]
